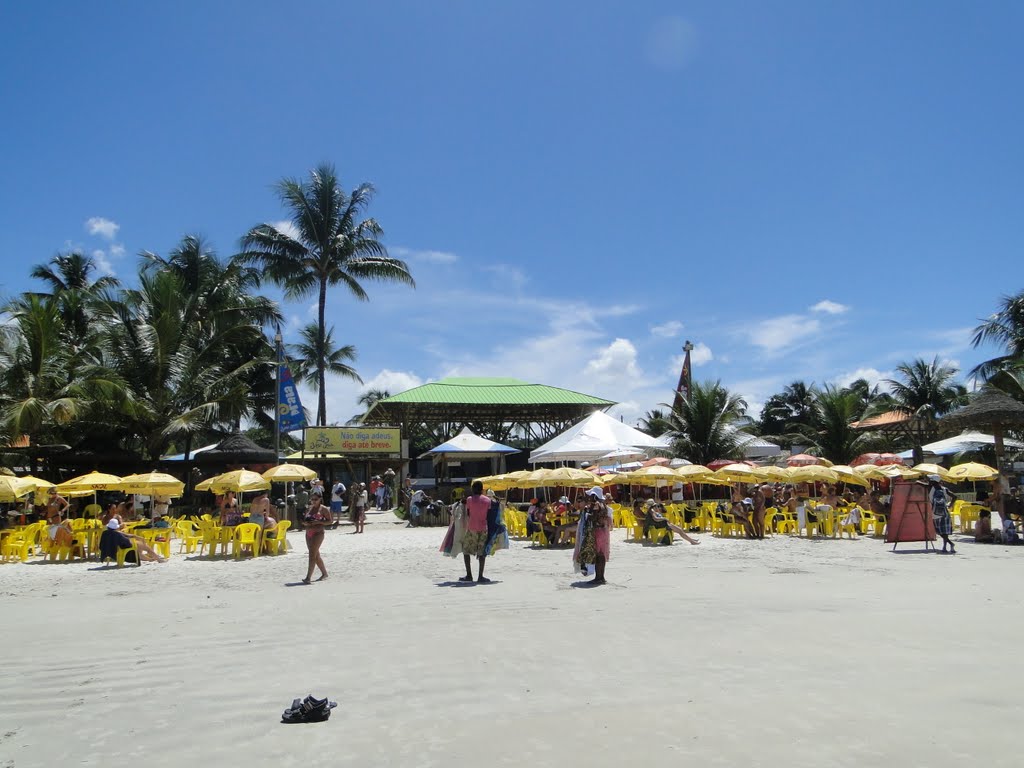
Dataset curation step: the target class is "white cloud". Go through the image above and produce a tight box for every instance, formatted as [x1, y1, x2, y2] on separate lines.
[650, 320, 683, 338]
[391, 246, 458, 265]
[270, 220, 301, 240]
[482, 264, 527, 291]
[810, 300, 849, 315]
[832, 367, 893, 392]
[667, 342, 714, 376]
[91, 249, 115, 277]
[584, 338, 643, 383]
[748, 315, 822, 354]
[85, 217, 120, 239]
[646, 16, 698, 71]
[108, 243, 126, 258]
[360, 369, 424, 396]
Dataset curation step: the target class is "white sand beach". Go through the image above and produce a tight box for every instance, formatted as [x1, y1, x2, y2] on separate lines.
[2, 513, 1022, 768]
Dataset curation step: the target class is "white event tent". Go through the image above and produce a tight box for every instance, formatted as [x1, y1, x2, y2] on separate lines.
[896, 430, 1024, 459]
[529, 411, 671, 464]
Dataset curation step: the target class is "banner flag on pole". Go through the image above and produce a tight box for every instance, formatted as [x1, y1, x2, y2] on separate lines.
[278, 364, 307, 432]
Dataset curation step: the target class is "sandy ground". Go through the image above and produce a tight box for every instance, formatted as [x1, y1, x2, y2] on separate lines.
[1, 511, 1022, 768]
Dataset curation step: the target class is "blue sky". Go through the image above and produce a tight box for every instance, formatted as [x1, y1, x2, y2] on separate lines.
[2, 2, 1022, 426]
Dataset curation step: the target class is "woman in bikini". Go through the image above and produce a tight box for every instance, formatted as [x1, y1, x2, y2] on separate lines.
[302, 490, 331, 583]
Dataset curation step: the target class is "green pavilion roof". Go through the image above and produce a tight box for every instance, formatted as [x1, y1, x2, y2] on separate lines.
[363, 377, 614, 426]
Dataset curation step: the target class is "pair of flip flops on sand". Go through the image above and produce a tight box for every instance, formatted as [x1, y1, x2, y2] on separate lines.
[282, 695, 337, 724]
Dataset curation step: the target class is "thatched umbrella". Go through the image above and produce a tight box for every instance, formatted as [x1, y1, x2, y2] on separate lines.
[194, 433, 277, 466]
[942, 388, 1024, 469]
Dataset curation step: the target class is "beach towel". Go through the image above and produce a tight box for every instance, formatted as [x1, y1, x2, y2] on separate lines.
[485, 502, 509, 555]
[440, 502, 466, 557]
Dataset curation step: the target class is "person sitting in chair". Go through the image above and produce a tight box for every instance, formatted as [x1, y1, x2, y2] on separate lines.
[99, 519, 165, 563]
[975, 509, 996, 543]
[643, 501, 700, 545]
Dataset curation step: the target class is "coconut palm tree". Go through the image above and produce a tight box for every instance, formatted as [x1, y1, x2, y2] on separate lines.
[971, 290, 1024, 380]
[664, 380, 748, 465]
[30, 251, 119, 354]
[289, 323, 362, 396]
[239, 164, 415, 425]
[103, 244, 279, 460]
[807, 386, 869, 464]
[0, 295, 127, 447]
[884, 357, 969, 464]
[639, 408, 671, 438]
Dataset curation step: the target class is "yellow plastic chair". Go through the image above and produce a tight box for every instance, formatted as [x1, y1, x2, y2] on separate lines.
[176, 521, 201, 554]
[101, 539, 140, 567]
[261, 521, 291, 555]
[232, 523, 262, 559]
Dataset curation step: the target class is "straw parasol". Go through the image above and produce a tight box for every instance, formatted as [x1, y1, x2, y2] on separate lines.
[194, 432, 277, 466]
[943, 387, 1024, 469]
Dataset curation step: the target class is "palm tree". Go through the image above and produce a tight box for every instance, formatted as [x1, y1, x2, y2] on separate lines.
[239, 164, 415, 425]
[358, 389, 391, 411]
[884, 357, 969, 464]
[289, 323, 363, 397]
[30, 251, 119, 354]
[102, 240, 280, 460]
[808, 386, 869, 464]
[0, 295, 127, 447]
[971, 290, 1024, 380]
[639, 408, 671, 437]
[664, 380, 747, 465]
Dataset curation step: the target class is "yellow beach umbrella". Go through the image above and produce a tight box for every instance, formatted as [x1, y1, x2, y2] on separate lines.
[879, 464, 920, 479]
[116, 471, 186, 497]
[756, 465, 790, 481]
[947, 462, 999, 481]
[788, 465, 840, 484]
[853, 464, 889, 480]
[911, 463, 951, 480]
[599, 473, 631, 486]
[0, 476, 35, 502]
[623, 465, 684, 486]
[713, 463, 767, 483]
[262, 464, 318, 483]
[195, 470, 270, 493]
[829, 465, 871, 488]
[537, 467, 600, 487]
[57, 471, 123, 493]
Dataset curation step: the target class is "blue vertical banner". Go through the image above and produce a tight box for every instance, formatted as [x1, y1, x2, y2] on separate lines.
[278, 364, 307, 432]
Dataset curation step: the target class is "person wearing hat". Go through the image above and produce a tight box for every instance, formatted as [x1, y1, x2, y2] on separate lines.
[100, 518, 165, 562]
[573, 486, 613, 584]
[925, 474, 956, 553]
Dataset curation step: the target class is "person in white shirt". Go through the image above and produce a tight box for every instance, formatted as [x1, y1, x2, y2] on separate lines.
[330, 481, 346, 525]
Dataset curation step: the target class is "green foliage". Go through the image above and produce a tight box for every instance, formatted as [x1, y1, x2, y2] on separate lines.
[665, 380, 747, 465]
[239, 164, 414, 426]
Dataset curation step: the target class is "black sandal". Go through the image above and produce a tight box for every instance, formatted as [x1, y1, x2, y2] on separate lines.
[282, 695, 336, 723]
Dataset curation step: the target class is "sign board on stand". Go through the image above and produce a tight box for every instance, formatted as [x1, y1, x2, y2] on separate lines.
[303, 427, 401, 455]
[886, 480, 935, 551]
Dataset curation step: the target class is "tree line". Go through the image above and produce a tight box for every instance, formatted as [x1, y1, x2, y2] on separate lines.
[0, 164, 415, 465]
[641, 293, 1024, 465]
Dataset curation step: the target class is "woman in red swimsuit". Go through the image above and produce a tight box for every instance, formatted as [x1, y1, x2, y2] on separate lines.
[302, 491, 331, 584]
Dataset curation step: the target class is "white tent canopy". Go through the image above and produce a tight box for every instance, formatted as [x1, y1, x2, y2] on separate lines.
[420, 427, 519, 460]
[739, 433, 782, 458]
[529, 411, 670, 464]
[896, 430, 1024, 459]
